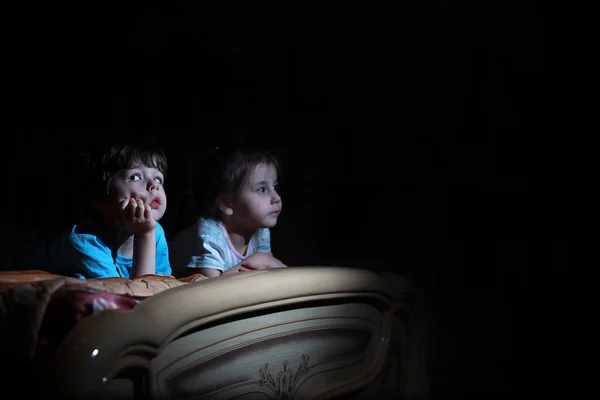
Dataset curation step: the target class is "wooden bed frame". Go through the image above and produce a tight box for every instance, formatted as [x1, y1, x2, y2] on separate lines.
[43, 266, 429, 399]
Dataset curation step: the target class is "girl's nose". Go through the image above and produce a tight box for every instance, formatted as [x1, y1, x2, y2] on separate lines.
[271, 192, 281, 204]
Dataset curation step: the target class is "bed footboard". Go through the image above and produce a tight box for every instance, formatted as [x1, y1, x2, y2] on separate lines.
[44, 267, 429, 399]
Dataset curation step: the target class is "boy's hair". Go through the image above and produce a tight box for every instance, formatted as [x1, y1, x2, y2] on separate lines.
[192, 146, 280, 221]
[75, 141, 168, 200]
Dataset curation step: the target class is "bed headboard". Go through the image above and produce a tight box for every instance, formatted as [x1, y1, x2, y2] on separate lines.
[44, 266, 429, 399]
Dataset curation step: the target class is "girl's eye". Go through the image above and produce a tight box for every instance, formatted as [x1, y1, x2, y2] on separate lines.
[154, 177, 163, 184]
[128, 174, 141, 182]
[257, 187, 266, 193]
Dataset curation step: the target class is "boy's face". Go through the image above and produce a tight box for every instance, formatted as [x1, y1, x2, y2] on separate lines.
[224, 162, 282, 232]
[97, 164, 167, 223]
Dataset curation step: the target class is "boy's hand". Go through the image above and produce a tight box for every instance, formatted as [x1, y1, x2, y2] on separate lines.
[120, 198, 156, 235]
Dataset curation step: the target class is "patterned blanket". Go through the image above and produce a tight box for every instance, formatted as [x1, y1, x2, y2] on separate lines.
[0, 270, 209, 393]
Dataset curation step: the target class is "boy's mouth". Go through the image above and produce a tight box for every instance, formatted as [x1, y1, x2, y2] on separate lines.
[149, 197, 161, 209]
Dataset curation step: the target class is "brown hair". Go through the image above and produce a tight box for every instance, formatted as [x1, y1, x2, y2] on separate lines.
[193, 146, 280, 221]
[76, 141, 168, 199]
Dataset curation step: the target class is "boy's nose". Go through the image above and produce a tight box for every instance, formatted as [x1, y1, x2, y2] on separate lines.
[148, 181, 160, 191]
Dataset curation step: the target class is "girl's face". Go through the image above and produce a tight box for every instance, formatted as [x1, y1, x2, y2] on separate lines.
[223, 162, 282, 233]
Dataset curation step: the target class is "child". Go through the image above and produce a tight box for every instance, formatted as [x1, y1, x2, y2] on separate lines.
[60, 140, 173, 279]
[3, 141, 173, 279]
[169, 146, 287, 278]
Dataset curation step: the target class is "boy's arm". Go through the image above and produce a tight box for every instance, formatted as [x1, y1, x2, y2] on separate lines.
[131, 230, 156, 277]
[125, 199, 158, 278]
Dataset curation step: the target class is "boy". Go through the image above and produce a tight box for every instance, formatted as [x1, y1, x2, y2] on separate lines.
[62, 141, 172, 278]
[3, 141, 172, 279]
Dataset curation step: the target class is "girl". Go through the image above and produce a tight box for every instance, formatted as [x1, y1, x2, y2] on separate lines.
[169, 147, 287, 278]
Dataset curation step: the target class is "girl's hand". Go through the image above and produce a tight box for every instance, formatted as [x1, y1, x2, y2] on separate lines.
[239, 252, 288, 270]
[222, 265, 251, 275]
[220, 253, 288, 277]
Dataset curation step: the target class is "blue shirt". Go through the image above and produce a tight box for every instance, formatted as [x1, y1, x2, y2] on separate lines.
[1, 221, 172, 279]
[66, 221, 171, 279]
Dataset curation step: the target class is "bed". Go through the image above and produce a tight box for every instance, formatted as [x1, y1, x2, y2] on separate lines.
[0, 266, 429, 399]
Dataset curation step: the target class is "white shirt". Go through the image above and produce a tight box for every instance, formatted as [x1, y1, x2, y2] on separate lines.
[169, 218, 271, 275]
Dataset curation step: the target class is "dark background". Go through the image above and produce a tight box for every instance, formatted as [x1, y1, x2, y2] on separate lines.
[5, 1, 558, 398]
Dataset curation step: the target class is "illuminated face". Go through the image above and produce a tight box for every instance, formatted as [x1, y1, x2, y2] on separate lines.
[97, 164, 167, 223]
[224, 162, 282, 232]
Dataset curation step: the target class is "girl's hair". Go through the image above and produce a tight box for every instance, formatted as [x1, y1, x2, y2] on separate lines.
[192, 146, 280, 221]
[76, 141, 168, 199]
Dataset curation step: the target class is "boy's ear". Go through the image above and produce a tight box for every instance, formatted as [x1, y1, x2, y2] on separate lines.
[217, 194, 233, 216]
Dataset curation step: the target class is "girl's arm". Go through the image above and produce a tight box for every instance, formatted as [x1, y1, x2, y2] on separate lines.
[193, 267, 222, 277]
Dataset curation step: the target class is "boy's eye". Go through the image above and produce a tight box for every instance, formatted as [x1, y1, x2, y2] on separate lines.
[154, 177, 163, 184]
[128, 174, 142, 182]
[257, 187, 266, 193]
